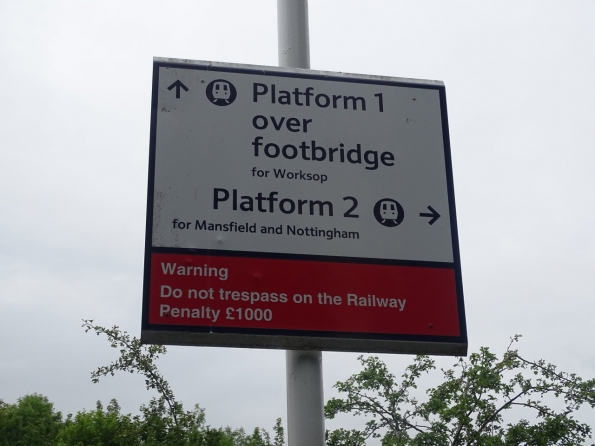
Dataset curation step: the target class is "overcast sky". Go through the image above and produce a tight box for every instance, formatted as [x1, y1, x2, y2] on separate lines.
[1, 0, 594, 441]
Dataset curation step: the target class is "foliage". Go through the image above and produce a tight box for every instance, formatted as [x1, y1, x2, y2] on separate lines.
[273, 417, 285, 446]
[0, 395, 282, 446]
[81, 320, 184, 429]
[325, 336, 595, 446]
[0, 393, 62, 446]
[56, 399, 138, 446]
[79, 319, 285, 445]
[1, 321, 285, 445]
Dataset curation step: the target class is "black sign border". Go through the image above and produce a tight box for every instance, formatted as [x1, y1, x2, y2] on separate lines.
[141, 59, 467, 356]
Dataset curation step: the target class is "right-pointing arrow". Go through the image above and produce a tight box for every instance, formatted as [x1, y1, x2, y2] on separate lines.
[420, 206, 440, 225]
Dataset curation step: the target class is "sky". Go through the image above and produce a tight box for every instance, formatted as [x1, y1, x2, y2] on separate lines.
[1, 0, 594, 441]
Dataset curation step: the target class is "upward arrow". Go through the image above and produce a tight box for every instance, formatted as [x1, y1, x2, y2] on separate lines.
[167, 80, 189, 99]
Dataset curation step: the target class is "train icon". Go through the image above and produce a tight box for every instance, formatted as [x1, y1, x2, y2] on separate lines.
[206, 79, 237, 106]
[212, 81, 231, 102]
[374, 199, 404, 227]
[379, 200, 399, 222]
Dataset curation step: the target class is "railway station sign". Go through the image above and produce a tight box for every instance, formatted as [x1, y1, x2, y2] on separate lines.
[141, 58, 467, 355]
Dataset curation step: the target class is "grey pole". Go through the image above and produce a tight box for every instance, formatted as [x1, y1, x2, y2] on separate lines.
[278, 0, 310, 69]
[285, 350, 324, 446]
[277, 2, 325, 446]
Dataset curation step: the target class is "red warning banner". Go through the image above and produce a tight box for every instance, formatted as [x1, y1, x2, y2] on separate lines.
[148, 253, 460, 337]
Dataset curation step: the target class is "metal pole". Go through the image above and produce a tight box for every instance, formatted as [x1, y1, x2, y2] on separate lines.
[278, 0, 310, 69]
[278, 2, 324, 446]
[285, 350, 324, 446]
